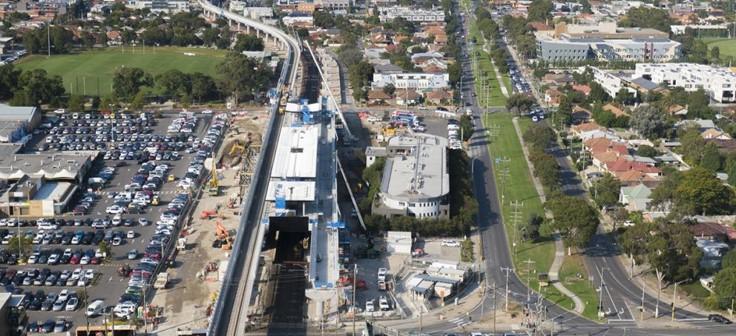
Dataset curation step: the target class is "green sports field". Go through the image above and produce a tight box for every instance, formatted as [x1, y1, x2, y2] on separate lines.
[702, 38, 736, 59]
[16, 47, 228, 96]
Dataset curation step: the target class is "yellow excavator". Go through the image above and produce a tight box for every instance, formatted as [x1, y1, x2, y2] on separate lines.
[207, 153, 219, 196]
[229, 142, 245, 157]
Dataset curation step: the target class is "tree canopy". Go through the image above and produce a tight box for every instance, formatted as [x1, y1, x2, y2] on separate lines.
[112, 67, 152, 99]
[630, 105, 668, 139]
[546, 196, 598, 249]
[650, 167, 735, 216]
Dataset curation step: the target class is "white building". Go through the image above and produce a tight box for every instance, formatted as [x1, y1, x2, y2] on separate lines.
[587, 66, 637, 98]
[125, 0, 189, 13]
[374, 134, 450, 219]
[634, 63, 736, 103]
[376, 6, 445, 23]
[372, 72, 449, 90]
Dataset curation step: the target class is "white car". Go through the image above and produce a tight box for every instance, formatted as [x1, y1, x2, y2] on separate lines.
[112, 237, 122, 246]
[127, 231, 135, 239]
[84, 269, 95, 280]
[57, 289, 70, 303]
[106, 205, 124, 215]
[379, 296, 390, 311]
[65, 297, 79, 311]
[114, 302, 138, 319]
[80, 255, 90, 265]
[377, 268, 387, 282]
[71, 268, 82, 280]
[138, 218, 150, 226]
[441, 240, 461, 247]
[112, 215, 122, 226]
[365, 299, 375, 313]
[28, 254, 39, 264]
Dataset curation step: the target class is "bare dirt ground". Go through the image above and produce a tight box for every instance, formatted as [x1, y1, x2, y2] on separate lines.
[149, 110, 268, 335]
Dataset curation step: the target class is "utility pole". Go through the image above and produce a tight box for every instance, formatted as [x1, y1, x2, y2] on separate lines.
[492, 282, 497, 336]
[47, 23, 51, 57]
[523, 259, 536, 302]
[501, 267, 512, 312]
[510, 200, 523, 257]
[640, 278, 646, 321]
[672, 280, 684, 321]
[655, 269, 664, 319]
[352, 263, 357, 336]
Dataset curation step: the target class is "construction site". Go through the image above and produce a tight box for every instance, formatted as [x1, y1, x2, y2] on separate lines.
[147, 111, 268, 335]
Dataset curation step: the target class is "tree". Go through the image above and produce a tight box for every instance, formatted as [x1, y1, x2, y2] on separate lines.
[630, 105, 667, 139]
[130, 91, 146, 109]
[0, 64, 21, 100]
[711, 267, 736, 309]
[679, 127, 706, 165]
[587, 82, 610, 103]
[233, 34, 264, 52]
[546, 196, 598, 250]
[313, 10, 336, 28]
[635, 145, 659, 158]
[620, 220, 655, 264]
[523, 123, 556, 151]
[553, 95, 573, 127]
[527, 0, 553, 22]
[11, 69, 65, 106]
[700, 142, 723, 172]
[687, 89, 714, 119]
[383, 83, 396, 96]
[189, 72, 219, 102]
[347, 61, 374, 102]
[721, 249, 736, 269]
[646, 221, 702, 282]
[460, 115, 473, 141]
[8, 236, 32, 258]
[67, 94, 84, 112]
[217, 52, 273, 105]
[98, 241, 112, 260]
[580, 0, 592, 14]
[711, 46, 720, 61]
[592, 173, 621, 209]
[113, 67, 153, 100]
[619, 7, 674, 32]
[652, 167, 735, 216]
[506, 93, 536, 115]
[156, 69, 190, 98]
[614, 88, 637, 106]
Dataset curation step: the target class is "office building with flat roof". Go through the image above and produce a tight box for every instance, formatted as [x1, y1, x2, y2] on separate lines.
[634, 63, 736, 103]
[536, 22, 681, 63]
[374, 134, 450, 219]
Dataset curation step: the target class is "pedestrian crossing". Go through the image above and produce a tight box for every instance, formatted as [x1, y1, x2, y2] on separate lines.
[447, 316, 472, 328]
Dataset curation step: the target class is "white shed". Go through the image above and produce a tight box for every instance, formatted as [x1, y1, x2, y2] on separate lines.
[386, 231, 412, 254]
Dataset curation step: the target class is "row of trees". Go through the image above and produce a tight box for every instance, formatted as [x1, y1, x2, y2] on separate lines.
[523, 123, 561, 192]
[523, 122, 599, 249]
[621, 218, 702, 283]
[0, 52, 272, 108]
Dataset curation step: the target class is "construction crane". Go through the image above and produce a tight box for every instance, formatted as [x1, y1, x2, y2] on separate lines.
[207, 152, 219, 196]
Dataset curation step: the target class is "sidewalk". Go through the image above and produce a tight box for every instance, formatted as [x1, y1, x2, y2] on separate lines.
[511, 117, 586, 315]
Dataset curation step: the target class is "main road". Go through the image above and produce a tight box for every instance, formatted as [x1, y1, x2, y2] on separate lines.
[384, 1, 736, 335]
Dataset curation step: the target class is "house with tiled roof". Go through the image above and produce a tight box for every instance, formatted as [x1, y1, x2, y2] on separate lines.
[603, 103, 628, 117]
[701, 128, 732, 140]
[425, 89, 452, 105]
[367, 89, 391, 105]
[570, 121, 601, 137]
[572, 84, 591, 96]
[544, 88, 563, 106]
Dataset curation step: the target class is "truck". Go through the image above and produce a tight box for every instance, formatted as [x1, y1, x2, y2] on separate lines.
[154, 272, 169, 289]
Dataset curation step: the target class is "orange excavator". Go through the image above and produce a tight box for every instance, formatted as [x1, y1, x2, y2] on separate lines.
[215, 221, 233, 250]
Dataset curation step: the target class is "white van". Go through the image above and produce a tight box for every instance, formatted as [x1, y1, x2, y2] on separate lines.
[86, 300, 104, 317]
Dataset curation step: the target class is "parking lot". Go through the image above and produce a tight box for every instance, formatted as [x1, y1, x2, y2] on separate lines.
[0, 111, 226, 332]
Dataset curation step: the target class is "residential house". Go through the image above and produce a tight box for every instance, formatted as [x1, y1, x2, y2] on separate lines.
[701, 128, 732, 140]
[106, 30, 122, 45]
[615, 170, 660, 188]
[425, 89, 452, 105]
[619, 183, 652, 212]
[544, 88, 563, 106]
[585, 138, 628, 169]
[666, 104, 688, 116]
[395, 89, 422, 106]
[570, 121, 602, 138]
[602, 103, 628, 117]
[367, 89, 392, 105]
[571, 83, 591, 96]
[572, 105, 592, 122]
